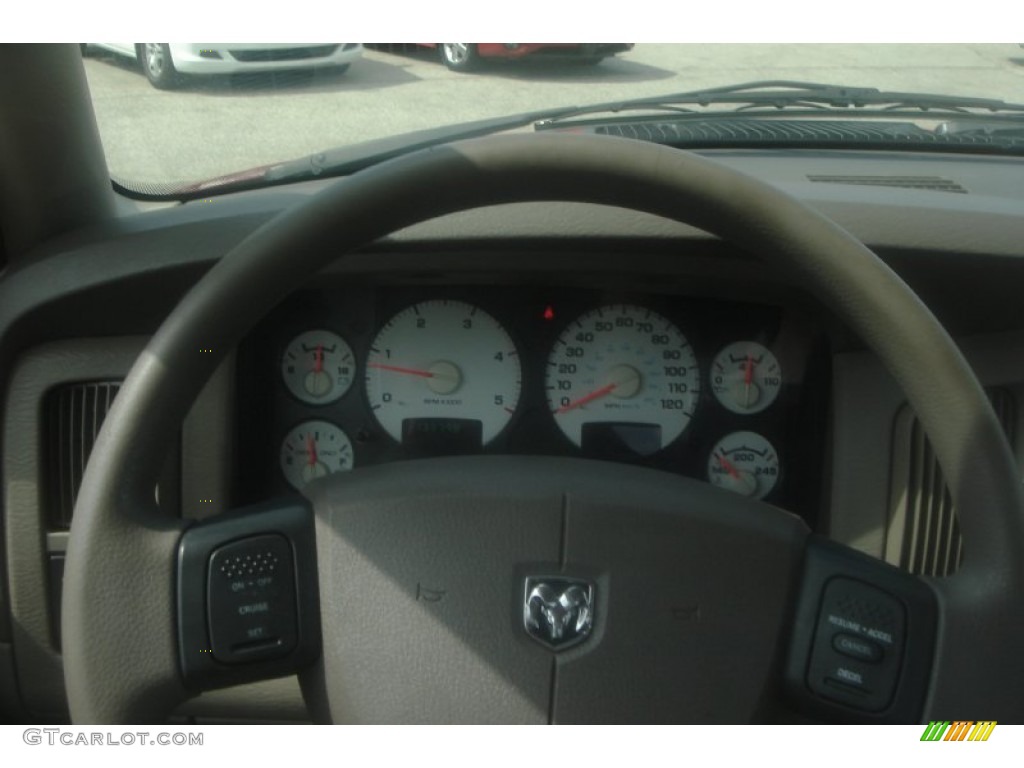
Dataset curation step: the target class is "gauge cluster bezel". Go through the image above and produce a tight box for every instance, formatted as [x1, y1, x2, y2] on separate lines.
[234, 278, 830, 525]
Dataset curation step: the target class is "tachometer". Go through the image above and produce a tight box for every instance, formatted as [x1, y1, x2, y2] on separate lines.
[365, 300, 521, 448]
[546, 304, 699, 452]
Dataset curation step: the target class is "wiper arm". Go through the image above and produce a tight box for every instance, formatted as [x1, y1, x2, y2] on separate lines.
[263, 108, 579, 185]
[536, 80, 1024, 126]
[172, 107, 588, 197]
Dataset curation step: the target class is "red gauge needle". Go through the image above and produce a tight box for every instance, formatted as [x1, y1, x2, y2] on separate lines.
[743, 354, 756, 407]
[306, 434, 318, 467]
[716, 453, 742, 480]
[314, 344, 324, 374]
[555, 382, 618, 414]
[368, 362, 435, 378]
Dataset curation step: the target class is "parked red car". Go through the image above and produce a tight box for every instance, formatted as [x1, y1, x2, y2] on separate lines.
[418, 43, 634, 72]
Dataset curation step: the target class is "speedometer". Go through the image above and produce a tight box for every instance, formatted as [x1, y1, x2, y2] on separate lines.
[365, 300, 521, 448]
[546, 304, 699, 452]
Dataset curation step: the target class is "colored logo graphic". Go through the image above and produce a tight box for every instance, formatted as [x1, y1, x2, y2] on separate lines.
[920, 721, 997, 741]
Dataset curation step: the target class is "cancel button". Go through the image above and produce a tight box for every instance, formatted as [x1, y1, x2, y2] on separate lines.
[833, 633, 883, 662]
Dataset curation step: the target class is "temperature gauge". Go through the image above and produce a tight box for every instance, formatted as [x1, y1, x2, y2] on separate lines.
[710, 341, 781, 414]
[281, 330, 355, 405]
[279, 420, 354, 490]
[707, 431, 780, 499]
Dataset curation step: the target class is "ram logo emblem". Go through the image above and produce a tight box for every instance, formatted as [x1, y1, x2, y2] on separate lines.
[523, 577, 595, 650]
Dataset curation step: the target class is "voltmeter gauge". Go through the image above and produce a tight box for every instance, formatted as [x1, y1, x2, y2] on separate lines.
[279, 420, 354, 490]
[710, 341, 782, 414]
[707, 431, 780, 499]
[281, 330, 355, 405]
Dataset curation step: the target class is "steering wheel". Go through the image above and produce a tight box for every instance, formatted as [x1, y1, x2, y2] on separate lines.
[63, 134, 1024, 724]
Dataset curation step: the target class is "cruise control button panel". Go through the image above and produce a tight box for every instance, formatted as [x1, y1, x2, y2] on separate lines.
[208, 535, 297, 663]
[784, 537, 937, 723]
[806, 577, 904, 711]
[177, 499, 320, 691]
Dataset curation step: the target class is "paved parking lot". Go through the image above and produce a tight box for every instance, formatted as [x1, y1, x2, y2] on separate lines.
[82, 44, 1024, 185]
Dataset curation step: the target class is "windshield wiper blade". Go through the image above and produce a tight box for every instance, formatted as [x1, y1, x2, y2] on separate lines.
[262, 108, 578, 185]
[162, 107, 587, 198]
[535, 80, 1024, 126]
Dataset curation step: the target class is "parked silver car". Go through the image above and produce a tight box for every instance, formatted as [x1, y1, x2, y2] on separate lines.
[85, 43, 362, 89]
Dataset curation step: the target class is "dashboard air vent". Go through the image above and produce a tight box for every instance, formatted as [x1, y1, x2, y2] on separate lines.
[571, 119, 1024, 154]
[807, 175, 967, 193]
[44, 381, 121, 529]
[885, 388, 1016, 576]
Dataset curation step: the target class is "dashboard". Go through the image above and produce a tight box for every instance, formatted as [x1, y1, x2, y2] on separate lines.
[4, 138, 1024, 723]
[235, 281, 831, 523]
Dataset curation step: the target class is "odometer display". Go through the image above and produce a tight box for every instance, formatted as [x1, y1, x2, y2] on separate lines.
[546, 304, 699, 450]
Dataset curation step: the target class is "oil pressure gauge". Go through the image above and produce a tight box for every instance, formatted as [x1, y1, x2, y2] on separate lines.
[710, 341, 781, 414]
[281, 330, 355, 405]
[707, 431, 780, 499]
[279, 420, 354, 490]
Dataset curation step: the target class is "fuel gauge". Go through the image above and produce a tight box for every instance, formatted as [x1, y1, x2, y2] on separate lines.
[279, 420, 354, 490]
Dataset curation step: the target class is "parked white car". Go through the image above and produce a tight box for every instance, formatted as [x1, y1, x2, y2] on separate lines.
[85, 43, 362, 89]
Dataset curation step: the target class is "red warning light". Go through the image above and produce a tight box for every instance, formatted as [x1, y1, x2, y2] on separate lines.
[543, 305, 555, 321]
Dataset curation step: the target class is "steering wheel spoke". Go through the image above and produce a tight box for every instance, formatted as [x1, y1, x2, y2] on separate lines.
[176, 499, 321, 693]
[782, 537, 938, 722]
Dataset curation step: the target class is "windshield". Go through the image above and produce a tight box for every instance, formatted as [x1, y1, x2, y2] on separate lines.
[81, 43, 1024, 192]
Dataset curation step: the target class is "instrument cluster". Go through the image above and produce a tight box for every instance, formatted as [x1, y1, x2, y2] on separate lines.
[234, 284, 830, 522]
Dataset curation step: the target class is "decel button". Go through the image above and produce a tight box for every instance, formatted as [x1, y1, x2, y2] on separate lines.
[833, 633, 883, 662]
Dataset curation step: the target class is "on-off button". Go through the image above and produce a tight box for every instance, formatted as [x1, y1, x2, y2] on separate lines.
[833, 632, 883, 662]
